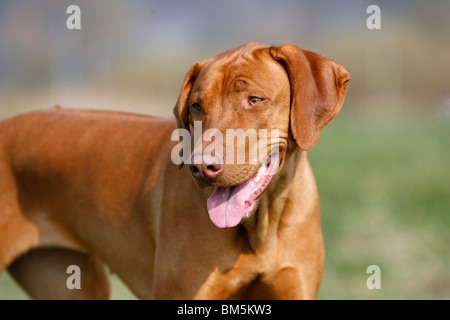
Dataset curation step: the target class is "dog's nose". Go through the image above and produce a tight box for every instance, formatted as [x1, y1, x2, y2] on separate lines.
[203, 161, 223, 178]
[189, 153, 223, 181]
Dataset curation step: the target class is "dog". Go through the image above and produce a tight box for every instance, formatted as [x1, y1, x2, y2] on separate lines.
[0, 42, 349, 299]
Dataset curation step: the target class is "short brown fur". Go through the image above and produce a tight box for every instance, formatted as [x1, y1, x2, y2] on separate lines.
[0, 43, 349, 299]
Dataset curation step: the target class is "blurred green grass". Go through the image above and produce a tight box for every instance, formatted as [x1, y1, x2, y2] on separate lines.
[0, 112, 449, 299]
[311, 112, 450, 299]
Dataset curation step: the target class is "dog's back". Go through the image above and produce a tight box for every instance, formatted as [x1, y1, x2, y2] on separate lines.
[0, 108, 177, 299]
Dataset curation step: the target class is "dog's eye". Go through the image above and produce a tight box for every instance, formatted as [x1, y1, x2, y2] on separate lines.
[248, 97, 263, 106]
[190, 102, 202, 113]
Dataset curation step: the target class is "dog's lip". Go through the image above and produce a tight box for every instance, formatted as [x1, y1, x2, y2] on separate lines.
[245, 154, 279, 207]
[206, 152, 281, 228]
[213, 152, 279, 193]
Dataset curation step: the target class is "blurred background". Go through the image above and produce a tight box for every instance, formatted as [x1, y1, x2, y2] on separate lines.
[0, 0, 449, 299]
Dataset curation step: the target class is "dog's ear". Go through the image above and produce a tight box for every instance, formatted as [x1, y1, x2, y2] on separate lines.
[173, 62, 204, 130]
[270, 43, 350, 150]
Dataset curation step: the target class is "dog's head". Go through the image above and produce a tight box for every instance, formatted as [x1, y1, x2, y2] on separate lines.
[173, 42, 350, 228]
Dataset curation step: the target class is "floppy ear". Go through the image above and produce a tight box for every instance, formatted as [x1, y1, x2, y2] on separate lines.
[173, 62, 204, 130]
[270, 43, 350, 150]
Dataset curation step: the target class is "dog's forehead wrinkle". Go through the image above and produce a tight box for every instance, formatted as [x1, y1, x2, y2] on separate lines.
[200, 46, 269, 97]
[233, 79, 249, 92]
[191, 44, 290, 128]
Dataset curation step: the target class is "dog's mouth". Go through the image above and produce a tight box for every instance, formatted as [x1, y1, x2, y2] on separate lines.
[206, 152, 281, 228]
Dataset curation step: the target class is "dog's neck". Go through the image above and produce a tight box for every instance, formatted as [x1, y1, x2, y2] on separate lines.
[242, 147, 307, 252]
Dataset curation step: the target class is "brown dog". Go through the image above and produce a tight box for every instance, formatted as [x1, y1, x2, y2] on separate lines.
[0, 42, 349, 299]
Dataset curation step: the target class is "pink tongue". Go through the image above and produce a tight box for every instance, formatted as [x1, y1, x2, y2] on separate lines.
[207, 179, 253, 228]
